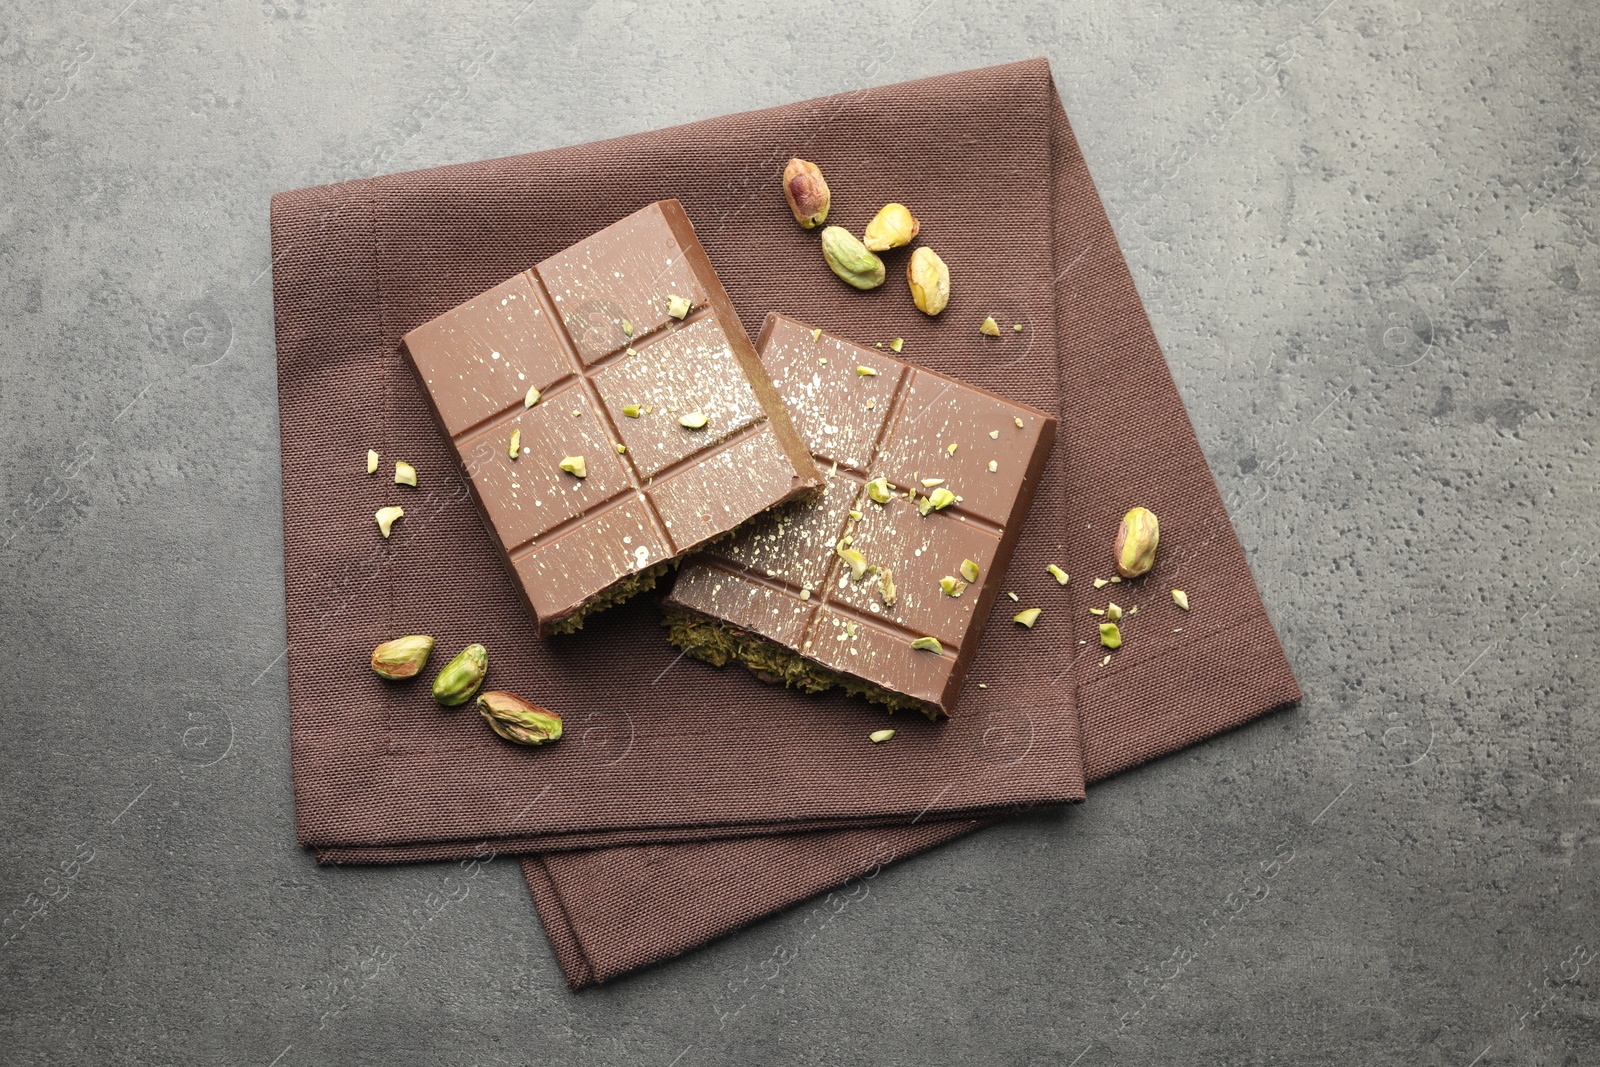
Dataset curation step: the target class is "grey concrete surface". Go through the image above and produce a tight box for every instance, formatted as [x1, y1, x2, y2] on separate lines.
[2, 0, 1596, 1063]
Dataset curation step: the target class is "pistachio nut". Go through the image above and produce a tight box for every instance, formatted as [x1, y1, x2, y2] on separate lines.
[370, 634, 435, 680]
[375, 506, 404, 538]
[979, 316, 1001, 337]
[918, 486, 956, 515]
[837, 544, 870, 581]
[1107, 602, 1123, 622]
[939, 576, 967, 597]
[960, 558, 980, 584]
[1099, 622, 1122, 649]
[524, 385, 541, 408]
[394, 460, 417, 487]
[879, 567, 896, 607]
[622, 403, 641, 418]
[477, 690, 562, 746]
[910, 635, 943, 653]
[869, 728, 896, 744]
[666, 293, 691, 319]
[1114, 506, 1160, 578]
[559, 455, 587, 478]
[678, 410, 709, 429]
[782, 158, 831, 229]
[366, 449, 379, 474]
[1014, 607, 1042, 628]
[863, 203, 920, 251]
[890, 337, 904, 353]
[1046, 564, 1070, 585]
[432, 643, 488, 706]
[508, 429, 521, 459]
[865, 477, 893, 504]
[906, 246, 950, 316]
[1171, 589, 1190, 610]
[820, 226, 886, 290]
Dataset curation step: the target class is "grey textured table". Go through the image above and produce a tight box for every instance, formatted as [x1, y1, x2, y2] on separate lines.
[3, 1, 1595, 1064]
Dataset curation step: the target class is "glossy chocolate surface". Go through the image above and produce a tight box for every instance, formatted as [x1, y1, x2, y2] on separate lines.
[402, 202, 820, 635]
[663, 313, 1057, 715]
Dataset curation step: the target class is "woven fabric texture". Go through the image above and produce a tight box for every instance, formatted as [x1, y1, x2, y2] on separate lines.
[270, 58, 1299, 990]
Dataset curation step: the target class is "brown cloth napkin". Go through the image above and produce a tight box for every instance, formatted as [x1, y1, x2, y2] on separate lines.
[271, 58, 1300, 989]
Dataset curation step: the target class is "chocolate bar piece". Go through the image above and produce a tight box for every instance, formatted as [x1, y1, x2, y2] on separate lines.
[662, 313, 1057, 718]
[402, 202, 821, 636]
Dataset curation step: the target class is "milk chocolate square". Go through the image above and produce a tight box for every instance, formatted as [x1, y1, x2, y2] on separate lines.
[402, 202, 820, 635]
[663, 314, 1057, 717]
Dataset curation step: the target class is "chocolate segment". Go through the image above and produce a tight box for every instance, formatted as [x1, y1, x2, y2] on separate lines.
[403, 202, 821, 636]
[662, 313, 1057, 718]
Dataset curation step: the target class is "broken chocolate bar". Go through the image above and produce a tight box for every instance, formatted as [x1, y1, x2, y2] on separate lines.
[662, 313, 1057, 718]
[402, 202, 821, 636]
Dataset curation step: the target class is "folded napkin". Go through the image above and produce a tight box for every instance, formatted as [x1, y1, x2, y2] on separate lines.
[271, 58, 1299, 989]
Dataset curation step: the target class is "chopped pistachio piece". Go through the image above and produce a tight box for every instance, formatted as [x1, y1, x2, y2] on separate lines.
[1013, 323, 1024, 332]
[375, 506, 404, 538]
[678, 410, 708, 429]
[987, 460, 998, 472]
[799, 588, 811, 600]
[919, 486, 956, 514]
[621, 318, 633, 336]
[960, 559, 980, 583]
[1107, 602, 1123, 622]
[869, 728, 896, 744]
[837, 545, 870, 581]
[1047, 564, 1069, 585]
[524, 384, 541, 408]
[1099, 622, 1122, 649]
[1172, 589, 1190, 610]
[1006, 591, 1019, 602]
[366, 449, 379, 474]
[980, 316, 1001, 336]
[1014, 607, 1042, 628]
[910, 636, 943, 653]
[921, 477, 945, 487]
[558, 455, 587, 478]
[508, 428, 521, 459]
[1090, 608, 1105, 616]
[1110, 575, 1123, 583]
[622, 403, 641, 418]
[848, 510, 863, 521]
[625, 347, 637, 356]
[939, 576, 967, 597]
[879, 567, 896, 607]
[857, 365, 879, 377]
[946, 442, 958, 456]
[890, 337, 904, 353]
[615, 443, 627, 454]
[989, 430, 1000, 439]
[394, 461, 417, 487]
[865, 477, 893, 504]
[1128, 605, 1138, 614]
[1093, 577, 1109, 589]
[1101, 654, 1111, 667]
[666, 294, 691, 319]
[811, 328, 822, 341]
[1014, 417, 1025, 428]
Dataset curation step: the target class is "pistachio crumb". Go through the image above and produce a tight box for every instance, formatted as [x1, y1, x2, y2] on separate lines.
[987, 460, 998, 473]
[875, 342, 883, 349]
[524, 385, 541, 408]
[959, 558, 979, 583]
[375, 506, 403, 538]
[615, 443, 627, 454]
[1101, 654, 1111, 667]
[866, 399, 876, 410]
[666, 294, 691, 319]
[366, 449, 379, 474]
[508, 429, 521, 459]
[571, 408, 581, 417]
[939, 576, 967, 597]
[890, 337, 904, 353]
[1014, 607, 1042, 628]
[836, 544, 869, 581]
[1047, 564, 1069, 585]
[811, 328, 822, 341]
[921, 477, 945, 487]
[857, 365, 879, 377]
[800, 588, 811, 601]
[558, 455, 587, 478]
[1093, 578, 1109, 589]
[910, 636, 943, 653]
[865, 477, 893, 505]
[625, 347, 637, 356]
[819, 357, 828, 365]
[1172, 589, 1190, 610]
[1128, 605, 1138, 615]
[1013, 323, 1023, 333]
[678, 410, 709, 429]
[1014, 417, 1025, 428]
[1006, 591, 1019, 602]
[1110, 575, 1123, 583]
[394, 461, 417, 487]
[622, 403, 641, 418]
[946, 442, 959, 455]
[989, 430, 1000, 439]
[1107, 602, 1123, 622]
[849, 510, 863, 521]
[1090, 608, 1105, 615]
[977, 683, 988, 689]
[870, 728, 896, 744]
[980, 316, 1001, 337]
[621, 319, 633, 336]
[879, 568, 896, 607]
